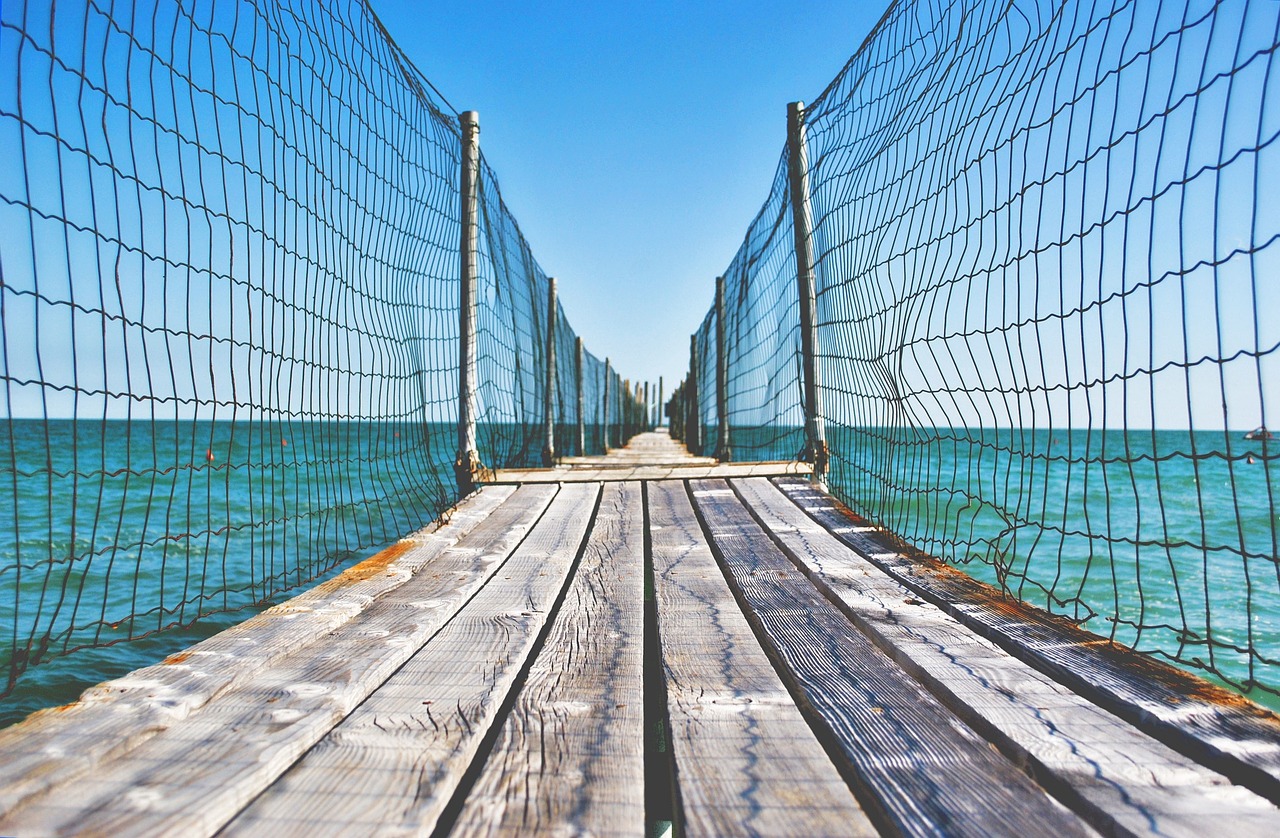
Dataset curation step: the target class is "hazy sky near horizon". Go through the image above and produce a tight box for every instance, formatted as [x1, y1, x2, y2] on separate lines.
[367, 0, 887, 393]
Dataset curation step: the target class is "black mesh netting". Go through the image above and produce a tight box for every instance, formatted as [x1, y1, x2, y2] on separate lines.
[677, 0, 1280, 701]
[0, 0, 636, 708]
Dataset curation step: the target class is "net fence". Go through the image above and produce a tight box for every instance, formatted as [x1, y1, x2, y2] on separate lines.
[677, 0, 1280, 701]
[0, 0, 635, 711]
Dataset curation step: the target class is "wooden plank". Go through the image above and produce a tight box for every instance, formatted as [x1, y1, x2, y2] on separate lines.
[449, 481, 645, 836]
[489, 462, 810, 484]
[562, 447, 710, 466]
[734, 476, 1280, 837]
[689, 478, 1093, 838]
[221, 482, 602, 837]
[775, 476, 1280, 808]
[0, 483, 517, 816]
[489, 429, 755, 478]
[571, 430, 694, 458]
[0, 483, 565, 836]
[647, 479, 874, 837]
[582, 463, 712, 468]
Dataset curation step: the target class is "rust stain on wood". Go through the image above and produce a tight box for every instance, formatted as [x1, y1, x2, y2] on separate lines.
[329, 541, 416, 586]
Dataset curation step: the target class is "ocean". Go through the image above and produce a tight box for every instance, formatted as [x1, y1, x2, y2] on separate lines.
[1, 420, 1277, 728]
[0, 418, 473, 728]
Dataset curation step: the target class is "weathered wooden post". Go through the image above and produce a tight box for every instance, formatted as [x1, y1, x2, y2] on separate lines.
[669, 381, 682, 439]
[542, 277, 557, 466]
[686, 334, 701, 455]
[788, 100, 827, 483]
[644, 382, 650, 430]
[455, 110, 481, 495]
[603, 358, 612, 451]
[634, 381, 643, 436]
[575, 336, 585, 455]
[622, 377, 630, 442]
[658, 376, 664, 428]
[714, 276, 731, 461]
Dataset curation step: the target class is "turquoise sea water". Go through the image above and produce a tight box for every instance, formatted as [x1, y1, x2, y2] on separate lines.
[0, 419, 459, 727]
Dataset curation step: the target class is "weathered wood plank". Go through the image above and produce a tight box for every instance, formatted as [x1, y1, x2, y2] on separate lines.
[563, 451, 713, 460]
[562, 457, 719, 467]
[689, 479, 1093, 838]
[220, 482, 602, 837]
[489, 462, 810, 483]
[0, 484, 516, 816]
[449, 481, 645, 837]
[734, 476, 1280, 836]
[775, 476, 1280, 808]
[647, 479, 874, 837]
[0, 483, 564, 836]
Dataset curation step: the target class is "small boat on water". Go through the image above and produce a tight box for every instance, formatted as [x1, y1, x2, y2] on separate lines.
[1245, 426, 1274, 441]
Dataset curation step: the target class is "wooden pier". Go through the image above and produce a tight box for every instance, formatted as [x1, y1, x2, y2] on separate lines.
[3, 431, 1280, 836]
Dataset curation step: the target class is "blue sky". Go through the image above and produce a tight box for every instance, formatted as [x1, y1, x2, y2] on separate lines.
[368, 0, 886, 395]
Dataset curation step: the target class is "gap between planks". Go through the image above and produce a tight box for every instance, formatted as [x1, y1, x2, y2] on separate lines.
[688, 478, 1095, 838]
[774, 476, 1280, 810]
[222, 483, 604, 837]
[731, 476, 1280, 838]
[0, 484, 519, 816]
[647, 479, 875, 837]
[0, 483, 569, 836]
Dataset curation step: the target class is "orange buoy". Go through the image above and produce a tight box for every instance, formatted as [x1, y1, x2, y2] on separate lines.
[206, 448, 215, 462]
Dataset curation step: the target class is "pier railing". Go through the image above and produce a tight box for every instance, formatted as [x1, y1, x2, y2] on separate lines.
[676, 0, 1280, 701]
[0, 0, 645, 701]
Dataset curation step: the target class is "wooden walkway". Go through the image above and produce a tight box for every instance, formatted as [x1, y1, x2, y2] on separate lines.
[3, 431, 1280, 836]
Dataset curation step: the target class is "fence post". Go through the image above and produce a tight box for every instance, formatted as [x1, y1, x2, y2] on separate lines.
[644, 382, 650, 431]
[622, 378, 627, 442]
[787, 100, 827, 483]
[455, 110, 481, 495]
[542, 277, 557, 466]
[658, 376, 664, 428]
[670, 382, 682, 440]
[603, 358, 612, 451]
[634, 381, 642, 436]
[715, 275, 731, 461]
[575, 336, 585, 456]
[687, 334, 701, 455]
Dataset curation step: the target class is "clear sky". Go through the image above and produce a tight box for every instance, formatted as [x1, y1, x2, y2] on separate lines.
[367, 0, 887, 396]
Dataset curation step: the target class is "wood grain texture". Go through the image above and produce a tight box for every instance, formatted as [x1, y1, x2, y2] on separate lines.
[689, 479, 1094, 838]
[648, 479, 874, 838]
[219, 482, 602, 837]
[450, 481, 645, 837]
[774, 476, 1280, 808]
[734, 476, 1280, 837]
[0, 484, 515, 817]
[0, 483, 561, 836]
